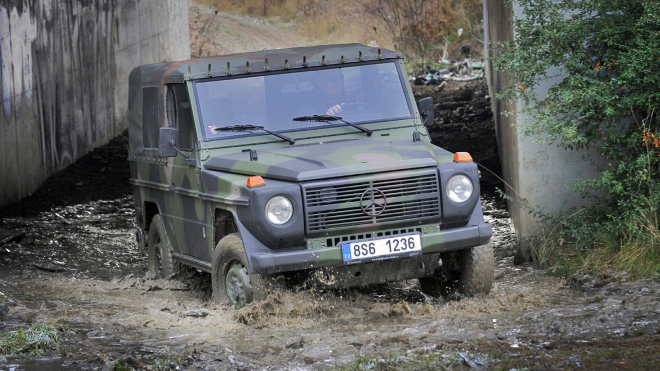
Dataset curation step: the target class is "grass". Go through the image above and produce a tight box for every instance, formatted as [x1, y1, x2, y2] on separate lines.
[110, 353, 187, 370]
[111, 362, 129, 371]
[0, 323, 66, 356]
[496, 180, 660, 281]
[529, 219, 660, 281]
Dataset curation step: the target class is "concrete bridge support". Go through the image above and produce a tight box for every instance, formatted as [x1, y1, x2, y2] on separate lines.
[0, 0, 190, 207]
[483, 0, 603, 243]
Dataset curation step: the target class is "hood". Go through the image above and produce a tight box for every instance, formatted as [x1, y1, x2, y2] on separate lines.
[203, 136, 445, 182]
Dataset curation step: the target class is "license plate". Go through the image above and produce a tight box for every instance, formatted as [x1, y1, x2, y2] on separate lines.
[341, 233, 422, 263]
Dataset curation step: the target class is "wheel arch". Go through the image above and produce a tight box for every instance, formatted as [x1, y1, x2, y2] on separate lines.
[143, 202, 176, 256]
[143, 201, 160, 231]
[213, 208, 238, 247]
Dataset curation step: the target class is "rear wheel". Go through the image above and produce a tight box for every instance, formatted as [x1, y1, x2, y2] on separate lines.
[147, 215, 174, 279]
[211, 233, 268, 308]
[135, 227, 147, 256]
[419, 242, 494, 297]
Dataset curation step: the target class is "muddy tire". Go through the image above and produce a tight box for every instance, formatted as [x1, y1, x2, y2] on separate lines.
[211, 233, 269, 308]
[419, 242, 494, 297]
[458, 242, 494, 296]
[147, 215, 174, 279]
[135, 227, 147, 256]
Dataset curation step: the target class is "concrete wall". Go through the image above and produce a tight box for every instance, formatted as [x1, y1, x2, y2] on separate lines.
[0, 0, 190, 207]
[483, 0, 603, 237]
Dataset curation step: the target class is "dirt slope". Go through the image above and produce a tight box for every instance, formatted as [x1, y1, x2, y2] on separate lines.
[190, 5, 310, 57]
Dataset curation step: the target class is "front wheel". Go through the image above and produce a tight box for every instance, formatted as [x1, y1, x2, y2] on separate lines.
[458, 242, 494, 296]
[419, 242, 494, 298]
[211, 233, 268, 308]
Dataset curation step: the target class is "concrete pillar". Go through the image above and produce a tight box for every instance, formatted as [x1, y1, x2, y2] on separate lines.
[0, 0, 190, 207]
[483, 0, 603, 240]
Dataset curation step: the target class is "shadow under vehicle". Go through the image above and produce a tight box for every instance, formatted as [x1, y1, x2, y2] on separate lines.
[128, 44, 493, 308]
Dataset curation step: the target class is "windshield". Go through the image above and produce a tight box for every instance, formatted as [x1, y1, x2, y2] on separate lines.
[194, 62, 413, 141]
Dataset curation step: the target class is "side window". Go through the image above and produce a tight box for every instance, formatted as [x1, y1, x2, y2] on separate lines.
[166, 84, 196, 151]
[166, 88, 176, 128]
[142, 87, 160, 148]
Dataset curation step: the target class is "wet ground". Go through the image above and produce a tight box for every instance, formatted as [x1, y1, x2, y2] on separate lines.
[1, 99, 660, 370]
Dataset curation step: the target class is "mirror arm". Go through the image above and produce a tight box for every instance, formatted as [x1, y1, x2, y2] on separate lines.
[169, 139, 190, 160]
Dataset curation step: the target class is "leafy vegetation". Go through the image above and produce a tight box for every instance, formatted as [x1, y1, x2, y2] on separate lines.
[494, 0, 660, 277]
[0, 324, 66, 356]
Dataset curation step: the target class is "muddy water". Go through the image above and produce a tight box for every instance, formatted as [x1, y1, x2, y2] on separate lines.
[0, 195, 532, 370]
[2, 193, 659, 370]
[1, 136, 660, 370]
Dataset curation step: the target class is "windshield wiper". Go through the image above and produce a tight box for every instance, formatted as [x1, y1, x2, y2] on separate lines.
[292, 115, 372, 136]
[213, 124, 295, 145]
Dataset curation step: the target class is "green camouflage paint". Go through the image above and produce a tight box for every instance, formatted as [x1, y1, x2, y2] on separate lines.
[128, 44, 492, 285]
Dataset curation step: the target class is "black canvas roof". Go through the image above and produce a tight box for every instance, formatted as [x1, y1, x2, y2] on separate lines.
[131, 43, 401, 86]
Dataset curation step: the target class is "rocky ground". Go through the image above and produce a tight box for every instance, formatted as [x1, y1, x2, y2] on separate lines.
[1, 79, 659, 370]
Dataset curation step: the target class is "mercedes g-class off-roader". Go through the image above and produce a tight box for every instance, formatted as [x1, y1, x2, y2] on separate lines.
[128, 44, 493, 308]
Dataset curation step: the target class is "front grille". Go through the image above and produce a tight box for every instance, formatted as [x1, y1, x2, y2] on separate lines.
[303, 169, 441, 234]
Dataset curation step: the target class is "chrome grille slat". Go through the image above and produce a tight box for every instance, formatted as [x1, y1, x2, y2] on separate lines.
[303, 170, 441, 233]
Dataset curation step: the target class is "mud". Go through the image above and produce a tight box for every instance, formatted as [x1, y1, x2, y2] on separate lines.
[1, 106, 659, 370]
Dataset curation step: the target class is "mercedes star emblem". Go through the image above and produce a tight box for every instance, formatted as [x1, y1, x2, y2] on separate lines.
[360, 188, 387, 216]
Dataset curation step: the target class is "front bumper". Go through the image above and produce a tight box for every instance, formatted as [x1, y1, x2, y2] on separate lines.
[249, 222, 492, 275]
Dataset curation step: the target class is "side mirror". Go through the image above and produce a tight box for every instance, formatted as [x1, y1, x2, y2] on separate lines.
[416, 97, 434, 127]
[158, 127, 178, 157]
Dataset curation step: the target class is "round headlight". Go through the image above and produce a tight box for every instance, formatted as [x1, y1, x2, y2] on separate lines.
[265, 196, 293, 225]
[446, 175, 473, 203]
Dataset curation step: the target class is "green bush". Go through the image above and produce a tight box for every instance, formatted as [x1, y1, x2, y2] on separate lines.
[493, 0, 659, 273]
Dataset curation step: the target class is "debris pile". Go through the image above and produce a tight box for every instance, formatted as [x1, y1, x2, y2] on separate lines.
[413, 59, 485, 87]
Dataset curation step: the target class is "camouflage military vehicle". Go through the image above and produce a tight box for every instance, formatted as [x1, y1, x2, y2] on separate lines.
[128, 44, 493, 308]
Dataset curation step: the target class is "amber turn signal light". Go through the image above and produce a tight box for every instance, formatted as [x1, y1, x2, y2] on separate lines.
[247, 176, 266, 188]
[453, 152, 473, 162]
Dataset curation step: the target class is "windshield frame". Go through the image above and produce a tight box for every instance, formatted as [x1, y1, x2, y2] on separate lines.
[192, 60, 415, 143]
